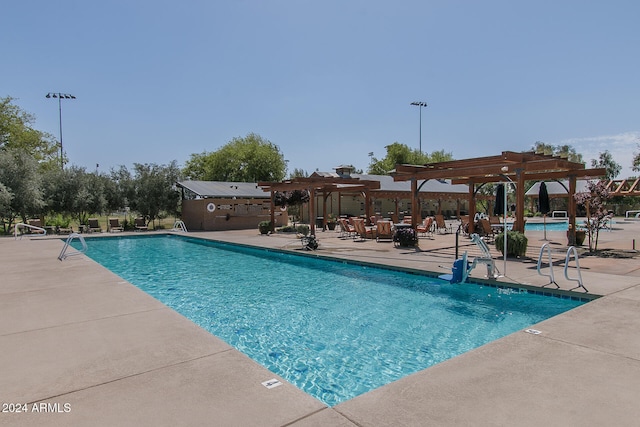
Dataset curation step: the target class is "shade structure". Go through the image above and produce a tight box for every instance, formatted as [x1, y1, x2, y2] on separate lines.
[493, 184, 505, 216]
[538, 182, 551, 215]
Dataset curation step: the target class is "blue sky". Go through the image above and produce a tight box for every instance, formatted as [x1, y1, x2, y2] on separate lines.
[3, 1, 639, 178]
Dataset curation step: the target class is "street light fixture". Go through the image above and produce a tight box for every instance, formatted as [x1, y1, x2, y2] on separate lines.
[45, 92, 76, 168]
[410, 101, 427, 154]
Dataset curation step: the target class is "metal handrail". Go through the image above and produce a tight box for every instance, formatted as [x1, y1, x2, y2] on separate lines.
[171, 220, 188, 232]
[564, 246, 587, 292]
[58, 233, 88, 261]
[14, 223, 47, 240]
[537, 243, 559, 288]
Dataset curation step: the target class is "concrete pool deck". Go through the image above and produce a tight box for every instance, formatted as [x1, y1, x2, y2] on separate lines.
[1, 219, 640, 426]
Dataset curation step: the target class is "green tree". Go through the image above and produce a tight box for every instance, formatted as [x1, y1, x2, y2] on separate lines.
[183, 133, 287, 182]
[533, 141, 583, 164]
[632, 142, 640, 172]
[574, 180, 610, 252]
[44, 166, 109, 226]
[289, 168, 308, 179]
[0, 96, 59, 169]
[0, 148, 45, 232]
[129, 162, 182, 225]
[591, 150, 621, 180]
[367, 143, 453, 175]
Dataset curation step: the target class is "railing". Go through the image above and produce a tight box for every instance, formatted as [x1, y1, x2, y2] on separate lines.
[58, 233, 88, 261]
[537, 243, 559, 288]
[14, 223, 47, 240]
[171, 220, 188, 232]
[564, 246, 587, 292]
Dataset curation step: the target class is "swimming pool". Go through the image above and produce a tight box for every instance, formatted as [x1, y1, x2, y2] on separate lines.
[76, 235, 585, 406]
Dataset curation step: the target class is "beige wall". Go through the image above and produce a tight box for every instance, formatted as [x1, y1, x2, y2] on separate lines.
[182, 198, 285, 231]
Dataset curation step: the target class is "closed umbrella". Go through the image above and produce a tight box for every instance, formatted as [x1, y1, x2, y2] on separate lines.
[538, 182, 550, 240]
[493, 184, 505, 216]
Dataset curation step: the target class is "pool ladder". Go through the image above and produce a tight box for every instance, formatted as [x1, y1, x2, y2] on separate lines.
[537, 243, 587, 292]
[58, 233, 88, 261]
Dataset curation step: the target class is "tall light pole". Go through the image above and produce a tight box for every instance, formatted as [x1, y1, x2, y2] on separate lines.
[410, 101, 427, 154]
[46, 92, 76, 168]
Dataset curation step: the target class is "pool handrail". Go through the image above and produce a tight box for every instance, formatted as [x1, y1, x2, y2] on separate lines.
[58, 233, 88, 261]
[171, 220, 188, 232]
[537, 243, 559, 288]
[564, 246, 587, 293]
[14, 222, 47, 240]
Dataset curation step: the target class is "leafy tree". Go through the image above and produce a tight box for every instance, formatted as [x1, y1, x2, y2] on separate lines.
[289, 168, 308, 179]
[591, 150, 621, 180]
[632, 143, 640, 172]
[108, 165, 134, 213]
[0, 96, 59, 169]
[44, 166, 109, 226]
[574, 180, 610, 252]
[183, 133, 287, 182]
[0, 148, 45, 231]
[367, 143, 453, 175]
[128, 161, 182, 225]
[533, 141, 583, 164]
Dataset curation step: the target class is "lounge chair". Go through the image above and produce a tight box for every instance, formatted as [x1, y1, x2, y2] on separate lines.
[87, 218, 102, 233]
[352, 218, 376, 240]
[109, 218, 124, 232]
[457, 215, 470, 236]
[417, 217, 434, 237]
[478, 218, 495, 242]
[435, 215, 452, 234]
[339, 218, 356, 238]
[376, 220, 393, 242]
[134, 217, 149, 231]
[27, 219, 46, 234]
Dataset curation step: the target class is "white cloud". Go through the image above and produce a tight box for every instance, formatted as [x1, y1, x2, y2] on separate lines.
[559, 131, 640, 178]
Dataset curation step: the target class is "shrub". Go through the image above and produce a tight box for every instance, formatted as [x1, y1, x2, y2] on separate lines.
[258, 221, 271, 234]
[394, 227, 418, 247]
[296, 224, 310, 236]
[494, 231, 528, 257]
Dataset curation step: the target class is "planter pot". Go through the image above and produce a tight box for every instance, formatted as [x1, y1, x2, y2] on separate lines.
[327, 222, 337, 231]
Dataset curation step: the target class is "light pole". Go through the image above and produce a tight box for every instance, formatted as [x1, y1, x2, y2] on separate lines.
[410, 101, 427, 154]
[45, 92, 76, 168]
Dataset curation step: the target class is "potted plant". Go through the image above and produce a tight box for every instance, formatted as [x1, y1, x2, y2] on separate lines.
[326, 213, 337, 231]
[258, 220, 271, 235]
[494, 231, 528, 257]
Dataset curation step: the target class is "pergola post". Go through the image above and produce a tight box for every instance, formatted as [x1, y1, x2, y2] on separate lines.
[411, 178, 419, 229]
[568, 175, 577, 245]
[515, 168, 525, 233]
[270, 190, 276, 232]
[468, 181, 476, 234]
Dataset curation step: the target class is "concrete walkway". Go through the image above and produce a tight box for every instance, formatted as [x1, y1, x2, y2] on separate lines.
[1, 219, 639, 426]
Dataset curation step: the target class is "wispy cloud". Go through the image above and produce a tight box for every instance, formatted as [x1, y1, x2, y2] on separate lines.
[559, 131, 640, 177]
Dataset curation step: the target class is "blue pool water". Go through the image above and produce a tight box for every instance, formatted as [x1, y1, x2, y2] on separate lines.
[76, 235, 585, 406]
[525, 221, 568, 231]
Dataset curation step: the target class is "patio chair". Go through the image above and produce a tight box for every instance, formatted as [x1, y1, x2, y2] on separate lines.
[87, 218, 102, 233]
[417, 217, 434, 237]
[27, 219, 46, 234]
[435, 214, 452, 234]
[339, 218, 356, 239]
[134, 217, 149, 231]
[109, 218, 124, 232]
[478, 218, 495, 242]
[457, 215, 470, 236]
[352, 218, 376, 240]
[375, 220, 393, 242]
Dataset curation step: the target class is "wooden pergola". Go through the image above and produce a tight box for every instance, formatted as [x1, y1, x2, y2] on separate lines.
[258, 176, 381, 235]
[392, 151, 606, 243]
